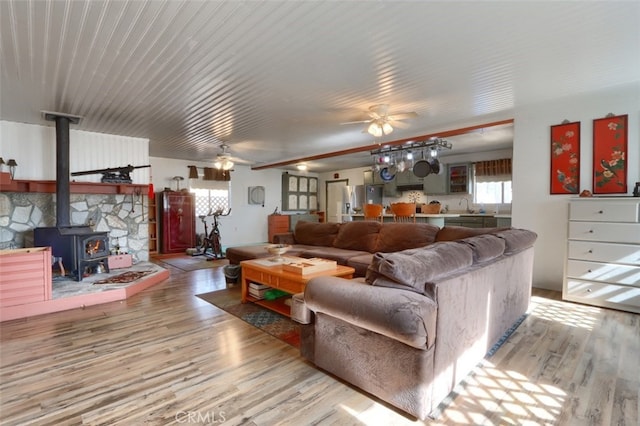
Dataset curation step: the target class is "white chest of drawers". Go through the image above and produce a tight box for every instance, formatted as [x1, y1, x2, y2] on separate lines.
[563, 198, 640, 314]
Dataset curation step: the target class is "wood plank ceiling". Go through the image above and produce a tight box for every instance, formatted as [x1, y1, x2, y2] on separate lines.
[1, 1, 638, 171]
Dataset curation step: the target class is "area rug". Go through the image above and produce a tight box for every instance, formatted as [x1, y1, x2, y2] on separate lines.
[93, 270, 154, 284]
[155, 255, 229, 272]
[196, 287, 300, 348]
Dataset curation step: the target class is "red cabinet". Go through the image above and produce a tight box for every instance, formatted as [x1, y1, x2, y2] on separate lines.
[159, 191, 195, 253]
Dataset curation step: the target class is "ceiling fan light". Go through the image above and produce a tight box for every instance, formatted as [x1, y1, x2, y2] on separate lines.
[222, 159, 234, 170]
[382, 122, 393, 135]
[296, 163, 307, 171]
[368, 122, 383, 137]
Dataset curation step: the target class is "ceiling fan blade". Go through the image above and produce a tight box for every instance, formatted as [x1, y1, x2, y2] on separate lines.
[388, 111, 418, 121]
[340, 119, 372, 125]
[393, 120, 411, 129]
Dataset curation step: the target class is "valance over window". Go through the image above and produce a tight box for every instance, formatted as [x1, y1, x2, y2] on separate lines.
[474, 158, 512, 177]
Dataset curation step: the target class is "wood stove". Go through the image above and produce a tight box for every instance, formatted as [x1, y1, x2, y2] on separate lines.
[34, 226, 110, 281]
[33, 111, 112, 281]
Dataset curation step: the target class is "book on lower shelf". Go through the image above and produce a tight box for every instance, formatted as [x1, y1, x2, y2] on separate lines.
[249, 282, 272, 300]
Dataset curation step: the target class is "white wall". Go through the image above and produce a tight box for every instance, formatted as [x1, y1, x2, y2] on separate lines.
[513, 82, 640, 290]
[0, 121, 149, 182]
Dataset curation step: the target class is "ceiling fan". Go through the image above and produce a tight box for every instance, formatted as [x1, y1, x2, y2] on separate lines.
[341, 104, 418, 137]
[214, 143, 235, 170]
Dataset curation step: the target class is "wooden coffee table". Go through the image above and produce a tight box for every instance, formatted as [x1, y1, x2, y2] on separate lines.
[240, 257, 355, 317]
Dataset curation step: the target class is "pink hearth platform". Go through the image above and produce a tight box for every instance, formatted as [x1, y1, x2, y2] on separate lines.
[0, 248, 169, 322]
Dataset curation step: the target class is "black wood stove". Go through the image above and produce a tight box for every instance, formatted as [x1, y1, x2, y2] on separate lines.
[34, 226, 110, 281]
[33, 111, 110, 281]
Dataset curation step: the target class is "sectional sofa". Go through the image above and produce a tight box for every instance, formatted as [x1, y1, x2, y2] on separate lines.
[225, 220, 537, 419]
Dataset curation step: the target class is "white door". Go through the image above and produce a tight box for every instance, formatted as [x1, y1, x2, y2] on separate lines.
[326, 179, 348, 223]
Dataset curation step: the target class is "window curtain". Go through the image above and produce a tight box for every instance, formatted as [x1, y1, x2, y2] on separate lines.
[474, 159, 512, 183]
[203, 167, 231, 181]
[190, 174, 230, 191]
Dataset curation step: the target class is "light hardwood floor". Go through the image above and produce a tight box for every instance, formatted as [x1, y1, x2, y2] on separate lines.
[1, 261, 638, 425]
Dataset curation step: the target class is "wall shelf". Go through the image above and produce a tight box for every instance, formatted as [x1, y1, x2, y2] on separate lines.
[0, 172, 148, 194]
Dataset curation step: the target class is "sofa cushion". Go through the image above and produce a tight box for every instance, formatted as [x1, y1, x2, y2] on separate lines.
[294, 221, 341, 246]
[332, 221, 382, 253]
[366, 242, 474, 295]
[435, 225, 509, 242]
[298, 247, 370, 266]
[225, 244, 313, 264]
[493, 228, 538, 254]
[346, 253, 375, 277]
[457, 234, 506, 263]
[374, 222, 439, 253]
[304, 276, 438, 350]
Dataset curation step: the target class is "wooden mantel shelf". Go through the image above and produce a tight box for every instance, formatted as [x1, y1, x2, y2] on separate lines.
[0, 172, 148, 195]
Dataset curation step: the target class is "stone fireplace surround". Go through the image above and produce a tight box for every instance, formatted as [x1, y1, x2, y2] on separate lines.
[0, 191, 150, 263]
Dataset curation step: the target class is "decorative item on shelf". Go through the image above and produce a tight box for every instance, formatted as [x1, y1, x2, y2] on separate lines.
[6, 159, 17, 179]
[592, 113, 627, 194]
[579, 189, 592, 197]
[633, 182, 640, 197]
[0, 157, 4, 172]
[550, 120, 580, 194]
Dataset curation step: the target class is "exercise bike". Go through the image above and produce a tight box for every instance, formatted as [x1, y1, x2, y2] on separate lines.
[195, 208, 231, 260]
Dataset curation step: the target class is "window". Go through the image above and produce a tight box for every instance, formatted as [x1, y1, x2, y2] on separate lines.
[473, 159, 512, 204]
[190, 180, 230, 216]
[474, 179, 512, 204]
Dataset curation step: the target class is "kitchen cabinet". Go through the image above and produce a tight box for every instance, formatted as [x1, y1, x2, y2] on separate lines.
[444, 216, 498, 228]
[383, 179, 399, 197]
[363, 170, 374, 185]
[448, 163, 471, 194]
[563, 198, 640, 314]
[395, 170, 424, 186]
[423, 171, 448, 195]
[159, 191, 196, 253]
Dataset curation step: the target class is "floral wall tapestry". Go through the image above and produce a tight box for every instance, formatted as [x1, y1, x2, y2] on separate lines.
[593, 114, 627, 194]
[550, 121, 580, 194]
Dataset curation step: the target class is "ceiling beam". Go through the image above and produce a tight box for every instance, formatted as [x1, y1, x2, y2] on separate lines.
[251, 118, 514, 170]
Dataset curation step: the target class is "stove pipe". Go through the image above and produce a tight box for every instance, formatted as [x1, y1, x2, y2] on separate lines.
[42, 111, 83, 226]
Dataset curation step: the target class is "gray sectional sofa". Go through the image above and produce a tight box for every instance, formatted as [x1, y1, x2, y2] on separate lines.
[225, 220, 537, 420]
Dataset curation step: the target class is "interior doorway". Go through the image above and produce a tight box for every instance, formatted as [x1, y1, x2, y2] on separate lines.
[325, 179, 348, 223]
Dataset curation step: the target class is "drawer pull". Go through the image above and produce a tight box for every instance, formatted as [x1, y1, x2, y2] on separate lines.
[598, 210, 604, 214]
[588, 229, 594, 233]
[587, 269, 592, 273]
[588, 249, 593, 253]
[587, 288, 592, 293]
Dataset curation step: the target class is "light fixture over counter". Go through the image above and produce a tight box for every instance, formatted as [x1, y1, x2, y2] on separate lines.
[371, 137, 452, 160]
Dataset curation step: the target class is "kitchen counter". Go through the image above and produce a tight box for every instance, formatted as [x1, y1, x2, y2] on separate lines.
[345, 213, 459, 227]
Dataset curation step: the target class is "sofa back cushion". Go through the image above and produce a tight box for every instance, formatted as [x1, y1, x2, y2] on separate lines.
[332, 221, 382, 252]
[366, 242, 474, 295]
[374, 222, 439, 253]
[457, 234, 505, 263]
[493, 228, 538, 254]
[294, 221, 341, 246]
[435, 225, 509, 242]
